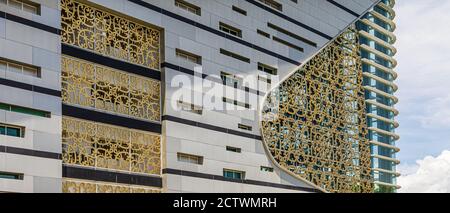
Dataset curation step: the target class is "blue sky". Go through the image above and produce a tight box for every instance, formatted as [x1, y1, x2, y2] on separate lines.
[394, 0, 450, 190]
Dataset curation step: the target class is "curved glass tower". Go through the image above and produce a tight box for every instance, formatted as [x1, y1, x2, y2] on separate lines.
[357, 0, 400, 192]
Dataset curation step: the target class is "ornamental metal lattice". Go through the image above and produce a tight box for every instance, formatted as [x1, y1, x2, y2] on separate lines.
[261, 28, 373, 193]
[61, 0, 161, 70]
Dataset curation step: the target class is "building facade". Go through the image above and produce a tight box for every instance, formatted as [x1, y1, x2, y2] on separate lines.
[0, 0, 396, 193]
[357, 0, 400, 192]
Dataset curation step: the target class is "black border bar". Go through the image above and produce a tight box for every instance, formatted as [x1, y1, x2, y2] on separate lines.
[162, 115, 262, 140]
[62, 44, 161, 81]
[0, 145, 61, 160]
[63, 166, 163, 188]
[163, 168, 320, 193]
[326, 0, 360, 17]
[62, 104, 162, 134]
[0, 10, 60, 35]
[0, 78, 61, 97]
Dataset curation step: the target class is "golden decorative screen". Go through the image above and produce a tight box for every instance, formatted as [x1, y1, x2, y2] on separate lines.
[261, 28, 373, 193]
[63, 179, 161, 193]
[61, 0, 161, 70]
[62, 56, 160, 122]
[62, 117, 161, 175]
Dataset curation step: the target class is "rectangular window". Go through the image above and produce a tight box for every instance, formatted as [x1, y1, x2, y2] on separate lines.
[0, 102, 50, 118]
[223, 169, 245, 180]
[0, 171, 24, 180]
[260, 166, 274, 172]
[290, 0, 298, 3]
[238, 123, 252, 131]
[220, 72, 242, 88]
[177, 153, 204, 165]
[0, 0, 40, 15]
[223, 97, 250, 109]
[258, 75, 272, 85]
[273, 36, 304, 52]
[232, 5, 247, 16]
[177, 100, 203, 115]
[0, 58, 41, 78]
[258, 63, 277, 75]
[258, 0, 282, 11]
[267, 23, 317, 47]
[257, 29, 271, 38]
[176, 49, 202, 65]
[219, 22, 242, 38]
[0, 123, 24, 138]
[220, 49, 250, 63]
[226, 146, 242, 153]
[175, 0, 201, 16]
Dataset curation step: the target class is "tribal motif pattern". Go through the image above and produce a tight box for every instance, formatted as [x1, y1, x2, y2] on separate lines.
[63, 179, 162, 193]
[62, 117, 161, 175]
[261, 28, 373, 193]
[61, 56, 161, 122]
[61, 0, 161, 70]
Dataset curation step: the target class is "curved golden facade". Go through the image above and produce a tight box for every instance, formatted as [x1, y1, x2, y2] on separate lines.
[261, 28, 373, 193]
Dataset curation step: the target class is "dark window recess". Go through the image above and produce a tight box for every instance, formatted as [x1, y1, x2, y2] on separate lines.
[258, 75, 272, 85]
[232, 5, 247, 16]
[220, 72, 242, 88]
[220, 49, 250, 63]
[226, 146, 242, 153]
[223, 169, 245, 180]
[273, 36, 304, 52]
[0, 102, 51, 118]
[257, 29, 271, 38]
[177, 100, 203, 115]
[175, 0, 201, 16]
[267, 23, 317, 47]
[258, 63, 277, 75]
[176, 49, 202, 65]
[258, 0, 282, 11]
[219, 22, 242, 38]
[238, 123, 252, 131]
[223, 97, 251, 109]
[261, 166, 274, 172]
[290, 0, 298, 3]
[0, 171, 24, 180]
[177, 153, 204, 165]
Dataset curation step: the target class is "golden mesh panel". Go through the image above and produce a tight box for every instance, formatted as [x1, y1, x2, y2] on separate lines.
[261, 28, 373, 193]
[63, 179, 161, 193]
[61, 0, 161, 70]
[62, 117, 161, 175]
[62, 56, 161, 122]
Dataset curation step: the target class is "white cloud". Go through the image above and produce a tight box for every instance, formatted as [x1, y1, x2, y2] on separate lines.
[398, 150, 450, 193]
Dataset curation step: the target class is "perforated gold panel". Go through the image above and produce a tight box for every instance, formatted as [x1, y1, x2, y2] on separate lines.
[62, 56, 161, 122]
[261, 28, 373, 193]
[62, 117, 161, 175]
[63, 179, 162, 193]
[61, 0, 161, 70]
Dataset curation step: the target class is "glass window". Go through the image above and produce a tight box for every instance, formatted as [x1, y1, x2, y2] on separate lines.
[175, 0, 201, 16]
[0, 60, 6, 72]
[219, 22, 242, 38]
[223, 169, 245, 180]
[0, 58, 40, 78]
[2, 0, 39, 15]
[9, 0, 22, 10]
[260, 166, 274, 172]
[0, 172, 23, 180]
[0, 126, 5, 135]
[177, 153, 203, 165]
[6, 126, 21, 137]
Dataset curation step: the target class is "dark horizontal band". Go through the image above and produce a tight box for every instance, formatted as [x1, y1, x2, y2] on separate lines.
[245, 0, 333, 40]
[0, 78, 61, 97]
[162, 115, 262, 140]
[326, 0, 360, 17]
[63, 166, 163, 188]
[62, 44, 161, 81]
[0, 10, 60, 35]
[128, 0, 301, 66]
[163, 168, 320, 193]
[161, 62, 264, 96]
[62, 104, 162, 134]
[0, 145, 61, 160]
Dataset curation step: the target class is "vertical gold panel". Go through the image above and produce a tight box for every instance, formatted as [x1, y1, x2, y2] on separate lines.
[261, 28, 373, 193]
[62, 117, 161, 175]
[61, 0, 161, 70]
[61, 56, 161, 122]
